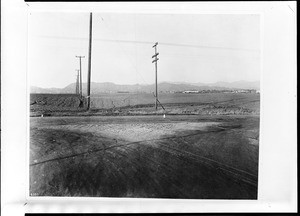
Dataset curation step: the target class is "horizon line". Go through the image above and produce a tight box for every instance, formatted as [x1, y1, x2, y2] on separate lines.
[31, 80, 260, 89]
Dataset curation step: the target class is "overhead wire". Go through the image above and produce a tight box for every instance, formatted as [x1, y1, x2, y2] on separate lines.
[38, 35, 259, 53]
[98, 14, 150, 105]
[98, 14, 149, 86]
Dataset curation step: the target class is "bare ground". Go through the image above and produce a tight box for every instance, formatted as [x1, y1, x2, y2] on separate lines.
[30, 93, 260, 117]
[30, 115, 259, 199]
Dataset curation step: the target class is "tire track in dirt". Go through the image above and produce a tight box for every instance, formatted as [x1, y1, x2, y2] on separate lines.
[112, 139, 257, 197]
[104, 148, 167, 197]
[176, 136, 256, 177]
[162, 137, 258, 187]
[57, 141, 108, 196]
[30, 123, 257, 188]
[114, 144, 188, 197]
[32, 136, 257, 194]
[30, 128, 224, 166]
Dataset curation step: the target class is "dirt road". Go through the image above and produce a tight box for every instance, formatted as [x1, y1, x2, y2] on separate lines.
[30, 115, 259, 199]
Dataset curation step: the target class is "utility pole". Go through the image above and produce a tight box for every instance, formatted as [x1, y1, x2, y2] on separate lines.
[152, 42, 159, 110]
[87, 12, 93, 110]
[75, 55, 85, 98]
[75, 69, 80, 95]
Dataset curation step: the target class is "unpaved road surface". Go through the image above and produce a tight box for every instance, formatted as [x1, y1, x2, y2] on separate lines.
[30, 115, 259, 199]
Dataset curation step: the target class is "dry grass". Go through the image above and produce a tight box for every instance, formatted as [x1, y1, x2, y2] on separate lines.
[30, 92, 260, 117]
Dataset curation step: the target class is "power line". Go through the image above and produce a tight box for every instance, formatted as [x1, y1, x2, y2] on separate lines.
[98, 15, 149, 86]
[38, 35, 259, 53]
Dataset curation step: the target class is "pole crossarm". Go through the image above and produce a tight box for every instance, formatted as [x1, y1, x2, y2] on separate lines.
[152, 53, 159, 58]
[152, 42, 158, 47]
[152, 58, 159, 63]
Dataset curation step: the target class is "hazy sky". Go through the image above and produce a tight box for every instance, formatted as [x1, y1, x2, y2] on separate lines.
[28, 12, 260, 88]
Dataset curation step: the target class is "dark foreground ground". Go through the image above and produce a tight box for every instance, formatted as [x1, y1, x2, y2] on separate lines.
[30, 115, 259, 199]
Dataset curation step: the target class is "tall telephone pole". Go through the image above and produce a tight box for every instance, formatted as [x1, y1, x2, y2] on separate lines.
[75, 69, 80, 95]
[87, 12, 93, 110]
[152, 42, 159, 110]
[75, 55, 85, 98]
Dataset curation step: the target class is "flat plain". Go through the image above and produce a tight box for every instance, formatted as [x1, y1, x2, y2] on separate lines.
[30, 92, 259, 199]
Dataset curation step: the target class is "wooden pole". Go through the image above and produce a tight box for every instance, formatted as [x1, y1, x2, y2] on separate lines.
[87, 12, 93, 110]
[155, 46, 158, 110]
[76, 69, 80, 95]
[152, 42, 159, 110]
[79, 57, 82, 97]
[75, 56, 85, 98]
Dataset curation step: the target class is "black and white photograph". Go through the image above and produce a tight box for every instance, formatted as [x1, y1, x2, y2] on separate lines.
[29, 12, 260, 199]
[1, 1, 297, 214]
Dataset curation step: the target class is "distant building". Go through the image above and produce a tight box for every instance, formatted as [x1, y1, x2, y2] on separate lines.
[233, 89, 248, 93]
[183, 90, 199, 94]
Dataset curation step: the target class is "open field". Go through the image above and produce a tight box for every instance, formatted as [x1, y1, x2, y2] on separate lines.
[30, 115, 259, 199]
[30, 92, 260, 116]
[30, 92, 259, 198]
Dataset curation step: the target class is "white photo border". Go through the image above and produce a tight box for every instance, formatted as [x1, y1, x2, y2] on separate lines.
[1, 1, 297, 214]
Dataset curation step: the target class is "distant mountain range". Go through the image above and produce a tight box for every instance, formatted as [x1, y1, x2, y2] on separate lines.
[30, 81, 260, 94]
